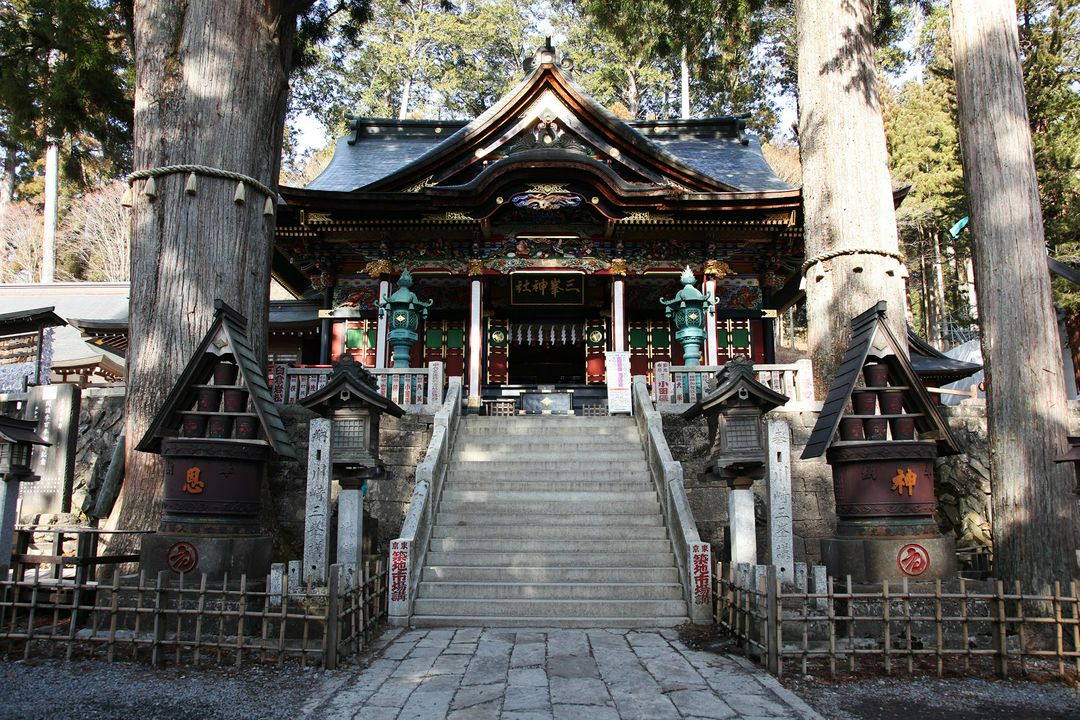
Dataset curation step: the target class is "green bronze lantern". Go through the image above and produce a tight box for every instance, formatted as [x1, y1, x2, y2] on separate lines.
[377, 269, 433, 368]
[660, 266, 718, 367]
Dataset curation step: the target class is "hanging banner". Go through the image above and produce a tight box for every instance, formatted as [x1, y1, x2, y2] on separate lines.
[605, 351, 632, 415]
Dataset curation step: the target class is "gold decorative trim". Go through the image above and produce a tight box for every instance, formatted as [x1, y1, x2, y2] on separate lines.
[420, 211, 475, 222]
[764, 210, 796, 225]
[609, 258, 628, 276]
[404, 175, 435, 193]
[704, 259, 733, 279]
[363, 259, 394, 278]
[467, 259, 485, 276]
[304, 211, 332, 224]
[620, 211, 674, 224]
[528, 183, 568, 195]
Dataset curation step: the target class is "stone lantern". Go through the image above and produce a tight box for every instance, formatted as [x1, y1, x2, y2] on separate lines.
[660, 266, 718, 367]
[301, 354, 404, 587]
[376, 269, 433, 368]
[0, 415, 49, 578]
[682, 357, 788, 565]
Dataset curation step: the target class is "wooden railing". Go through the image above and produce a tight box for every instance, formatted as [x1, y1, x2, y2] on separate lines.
[10, 527, 149, 585]
[272, 362, 445, 408]
[653, 359, 815, 405]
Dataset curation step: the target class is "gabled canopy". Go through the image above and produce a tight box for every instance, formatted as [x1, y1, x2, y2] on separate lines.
[802, 302, 960, 459]
[137, 300, 296, 459]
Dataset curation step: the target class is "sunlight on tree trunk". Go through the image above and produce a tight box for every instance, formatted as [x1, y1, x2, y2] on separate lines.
[796, 0, 908, 392]
[951, 0, 1078, 589]
[110, 0, 295, 536]
[680, 45, 691, 119]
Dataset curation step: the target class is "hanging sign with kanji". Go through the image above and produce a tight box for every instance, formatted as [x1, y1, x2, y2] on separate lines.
[510, 273, 584, 305]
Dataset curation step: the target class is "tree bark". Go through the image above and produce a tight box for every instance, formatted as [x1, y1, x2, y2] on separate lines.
[112, 0, 296, 533]
[950, 0, 1078, 588]
[795, 0, 908, 392]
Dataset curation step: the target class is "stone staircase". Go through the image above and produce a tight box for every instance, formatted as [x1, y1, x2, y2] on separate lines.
[412, 415, 688, 627]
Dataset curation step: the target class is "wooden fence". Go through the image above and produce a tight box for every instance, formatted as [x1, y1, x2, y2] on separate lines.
[0, 561, 387, 669]
[714, 561, 1080, 680]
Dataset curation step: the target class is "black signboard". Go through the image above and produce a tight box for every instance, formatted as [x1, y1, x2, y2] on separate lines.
[510, 273, 584, 305]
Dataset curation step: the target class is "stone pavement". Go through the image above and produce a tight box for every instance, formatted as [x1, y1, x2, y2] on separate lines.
[303, 628, 823, 720]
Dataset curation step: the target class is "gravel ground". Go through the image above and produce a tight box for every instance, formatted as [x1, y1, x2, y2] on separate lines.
[0, 658, 351, 720]
[788, 675, 1080, 720]
[4, 646, 1078, 720]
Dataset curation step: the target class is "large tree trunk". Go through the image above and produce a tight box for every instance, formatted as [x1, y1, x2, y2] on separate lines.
[111, 1, 296, 533]
[796, 0, 908, 391]
[950, 0, 1078, 588]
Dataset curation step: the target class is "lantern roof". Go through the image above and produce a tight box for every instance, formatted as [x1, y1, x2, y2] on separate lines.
[681, 356, 789, 419]
[0, 415, 49, 446]
[300, 354, 405, 418]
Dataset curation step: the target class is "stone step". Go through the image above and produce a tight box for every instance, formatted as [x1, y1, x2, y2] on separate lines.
[455, 439, 641, 452]
[431, 523, 667, 539]
[418, 581, 685, 600]
[445, 469, 651, 482]
[440, 489, 656, 503]
[424, 551, 676, 567]
[410, 615, 688, 628]
[454, 449, 644, 462]
[428, 537, 673, 554]
[436, 512, 664, 527]
[412, 598, 688, 618]
[438, 500, 661, 515]
[448, 459, 648, 472]
[420, 565, 681, 584]
[443, 480, 650, 492]
[460, 425, 638, 438]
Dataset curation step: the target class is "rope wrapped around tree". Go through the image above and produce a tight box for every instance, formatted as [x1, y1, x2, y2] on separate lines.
[122, 164, 276, 215]
[801, 247, 905, 275]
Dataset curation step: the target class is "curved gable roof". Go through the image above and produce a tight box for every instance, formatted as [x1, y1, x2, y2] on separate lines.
[302, 47, 791, 196]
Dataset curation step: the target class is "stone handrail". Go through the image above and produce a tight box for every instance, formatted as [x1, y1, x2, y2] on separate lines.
[653, 359, 814, 406]
[632, 375, 713, 623]
[273, 362, 445, 409]
[387, 376, 462, 624]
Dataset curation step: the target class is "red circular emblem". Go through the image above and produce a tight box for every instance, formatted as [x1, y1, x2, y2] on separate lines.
[167, 541, 199, 574]
[897, 543, 930, 577]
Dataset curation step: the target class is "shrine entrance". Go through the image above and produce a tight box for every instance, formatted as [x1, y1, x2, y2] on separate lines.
[507, 333, 587, 385]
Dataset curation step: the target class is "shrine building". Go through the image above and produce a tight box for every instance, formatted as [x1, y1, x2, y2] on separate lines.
[272, 42, 804, 410]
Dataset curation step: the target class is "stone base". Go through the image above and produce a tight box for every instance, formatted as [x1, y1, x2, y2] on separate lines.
[140, 533, 272, 581]
[822, 534, 956, 583]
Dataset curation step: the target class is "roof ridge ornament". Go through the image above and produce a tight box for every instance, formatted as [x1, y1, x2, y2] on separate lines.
[523, 37, 574, 75]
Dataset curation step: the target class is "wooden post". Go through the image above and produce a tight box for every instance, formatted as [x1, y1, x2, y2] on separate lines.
[326, 565, 340, 670]
[994, 579, 1008, 678]
[151, 570, 167, 667]
[766, 565, 780, 676]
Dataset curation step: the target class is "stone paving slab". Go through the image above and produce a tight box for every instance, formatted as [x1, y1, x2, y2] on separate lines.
[303, 628, 823, 720]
